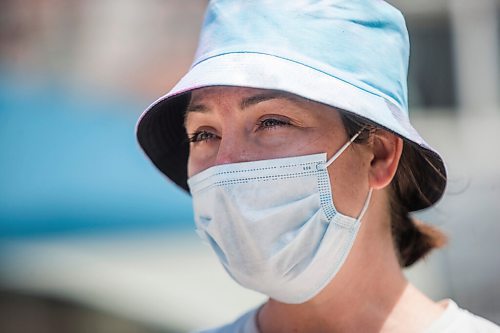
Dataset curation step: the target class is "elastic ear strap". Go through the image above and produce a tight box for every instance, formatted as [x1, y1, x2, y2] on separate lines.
[324, 126, 371, 221]
[357, 187, 373, 222]
[325, 128, 365, 168]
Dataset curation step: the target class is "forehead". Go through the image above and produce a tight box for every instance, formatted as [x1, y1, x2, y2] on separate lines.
[188, 86, 306, 106]
[190, 86, 259, 99]
[185, 86, 345, 132]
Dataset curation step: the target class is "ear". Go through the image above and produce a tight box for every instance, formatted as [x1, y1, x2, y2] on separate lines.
[368, 131, 403, 190]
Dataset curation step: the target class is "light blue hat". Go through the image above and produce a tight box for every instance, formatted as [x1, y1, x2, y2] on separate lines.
[136, 0, 447, 210]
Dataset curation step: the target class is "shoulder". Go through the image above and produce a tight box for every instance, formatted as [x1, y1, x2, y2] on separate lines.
[425, 299, 500, 333]
[192, 306, 261, 333]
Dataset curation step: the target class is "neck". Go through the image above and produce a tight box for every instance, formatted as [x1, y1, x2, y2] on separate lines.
[258, 194, 443, 333]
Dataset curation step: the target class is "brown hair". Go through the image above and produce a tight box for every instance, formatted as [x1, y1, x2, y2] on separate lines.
[340, 112, 447, 267]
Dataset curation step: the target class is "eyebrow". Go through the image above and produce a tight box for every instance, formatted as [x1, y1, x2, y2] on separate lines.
[240, 91, 299, 109]
[185, 91, 300, 114]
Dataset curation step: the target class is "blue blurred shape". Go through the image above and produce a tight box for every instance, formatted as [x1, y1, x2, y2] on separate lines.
[0, 75, 193, 237]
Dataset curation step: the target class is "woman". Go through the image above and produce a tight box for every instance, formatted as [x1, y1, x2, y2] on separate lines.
[136, 1, 500, 332]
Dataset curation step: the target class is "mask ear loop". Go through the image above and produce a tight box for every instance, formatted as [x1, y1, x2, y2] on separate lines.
[356, 187, 373, 222]
[324, 127, 372, 222]
[325, 127, 366, 168]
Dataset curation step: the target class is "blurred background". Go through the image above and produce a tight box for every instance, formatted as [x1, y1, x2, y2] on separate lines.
[0, 0, 499, 332]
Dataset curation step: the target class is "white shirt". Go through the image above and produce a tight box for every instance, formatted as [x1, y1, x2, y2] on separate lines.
[424, 299, 500, 333]
[195, 299, 500, 333]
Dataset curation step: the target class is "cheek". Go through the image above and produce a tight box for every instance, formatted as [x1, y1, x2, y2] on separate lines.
[187, 146, 217, 178]
[254, 130, 314, 157]
[187, 156, 196, 178]
[266, 127, 336, 158]
[328, 149, 369, 217]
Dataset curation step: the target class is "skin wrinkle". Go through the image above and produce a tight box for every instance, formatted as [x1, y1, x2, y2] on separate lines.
[185, 86, 445, 333]
[186, 86, 374, 216]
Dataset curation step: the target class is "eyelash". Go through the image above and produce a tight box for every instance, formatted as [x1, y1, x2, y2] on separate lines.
[188, 117, 292, 143]
[188, 130, 217, 143]
[257, 117, 291, 130]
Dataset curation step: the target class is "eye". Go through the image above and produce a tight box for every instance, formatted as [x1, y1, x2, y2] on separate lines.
[258, 116, 291, 130]
[188, 130, 218, 143]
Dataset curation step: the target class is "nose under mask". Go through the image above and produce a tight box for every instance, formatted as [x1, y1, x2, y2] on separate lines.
[187, 130, 372, 303]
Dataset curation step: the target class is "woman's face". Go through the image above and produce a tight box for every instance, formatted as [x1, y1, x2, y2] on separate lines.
[185, 86, 371, 217]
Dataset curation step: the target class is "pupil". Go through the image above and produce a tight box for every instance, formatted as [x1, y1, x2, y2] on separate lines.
[264, 119, 277, 126]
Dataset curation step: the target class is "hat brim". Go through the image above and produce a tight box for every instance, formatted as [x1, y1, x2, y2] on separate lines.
[136, 52, 446, 211]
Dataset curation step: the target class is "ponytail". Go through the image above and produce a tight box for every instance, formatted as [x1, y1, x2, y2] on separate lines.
[340, 112, 447, 267]
[390, 140, 447, 267]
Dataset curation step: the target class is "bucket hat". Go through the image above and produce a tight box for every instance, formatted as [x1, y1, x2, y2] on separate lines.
[136, 0, 447, 211]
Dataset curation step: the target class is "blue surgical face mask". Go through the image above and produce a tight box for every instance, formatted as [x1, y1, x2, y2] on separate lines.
[187, 131, 372, 304]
